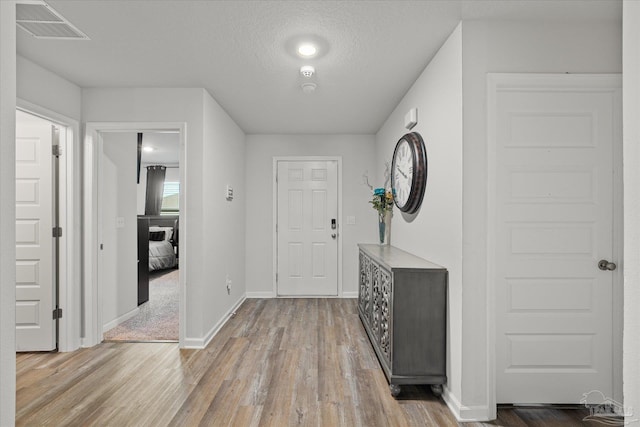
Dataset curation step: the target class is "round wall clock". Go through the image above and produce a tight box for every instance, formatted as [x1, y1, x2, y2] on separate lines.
[391, 132, 427, 214]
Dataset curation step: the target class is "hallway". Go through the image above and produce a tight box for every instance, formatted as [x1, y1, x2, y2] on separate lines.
[16, 299, 593, 426]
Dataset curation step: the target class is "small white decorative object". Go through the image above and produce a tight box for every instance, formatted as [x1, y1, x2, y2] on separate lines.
[404, 108, 418, 130]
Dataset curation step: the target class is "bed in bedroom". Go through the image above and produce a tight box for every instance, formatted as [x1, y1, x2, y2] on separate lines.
[149, 225, 177, 271]
[137, 215, 179, 305]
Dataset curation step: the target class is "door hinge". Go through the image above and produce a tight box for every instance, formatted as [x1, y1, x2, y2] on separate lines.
[52, 145, 62, 157]
[52, 307, 63, 320]
[276, 223, 278, 232]
[276, 273, 278, 282]
[52, 226, 62, 238]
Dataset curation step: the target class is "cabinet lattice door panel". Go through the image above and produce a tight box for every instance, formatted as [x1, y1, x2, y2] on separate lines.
[358, 252, 371, 320]
[371, 262, 381, 340]
[379, 267, 392, 364]
[358, 244, 447, 397]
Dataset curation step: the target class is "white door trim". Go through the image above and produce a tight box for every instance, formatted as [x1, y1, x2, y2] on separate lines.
[486, 73, 623, 416]
[272, 156, 343, 298]
[16, 99, 80, 353]
[84, 122, 187, 348]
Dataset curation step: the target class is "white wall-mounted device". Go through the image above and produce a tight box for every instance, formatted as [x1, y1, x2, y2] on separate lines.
[404, 108, 418, 130]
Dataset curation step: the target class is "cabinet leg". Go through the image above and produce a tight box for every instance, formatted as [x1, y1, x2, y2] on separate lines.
[390, 384, 401, 397]
[431, 384, 443, 397]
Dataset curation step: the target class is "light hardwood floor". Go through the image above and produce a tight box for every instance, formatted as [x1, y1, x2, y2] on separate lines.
[17, 299, 594, 426]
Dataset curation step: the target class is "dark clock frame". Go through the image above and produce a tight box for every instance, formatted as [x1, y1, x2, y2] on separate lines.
[391, 132, 427, 214]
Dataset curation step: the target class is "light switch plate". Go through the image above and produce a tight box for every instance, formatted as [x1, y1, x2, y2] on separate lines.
[116, 217, 125, 228]
[346, 215, 356, 225]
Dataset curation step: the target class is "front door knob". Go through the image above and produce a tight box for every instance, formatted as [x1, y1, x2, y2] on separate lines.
[598, 259, 617, 271]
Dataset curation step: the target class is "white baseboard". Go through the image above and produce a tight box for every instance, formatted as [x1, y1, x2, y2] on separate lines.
[442, 386, 492, 422]
[102, 307, 140, 333]
[183, 296, 246, 349]
[248, 291, 357, 298]
[246, 291, 275, 298]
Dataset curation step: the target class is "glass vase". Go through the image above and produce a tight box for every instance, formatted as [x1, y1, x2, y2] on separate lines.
[378, 210, 392, 245]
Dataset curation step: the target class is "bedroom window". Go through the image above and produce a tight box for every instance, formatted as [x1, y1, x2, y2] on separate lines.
[161, 181, 180, 214]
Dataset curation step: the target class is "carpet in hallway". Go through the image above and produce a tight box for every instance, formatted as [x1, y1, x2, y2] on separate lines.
[103, 268, 179, 342]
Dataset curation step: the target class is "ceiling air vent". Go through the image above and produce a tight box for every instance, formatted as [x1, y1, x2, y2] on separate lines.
[16, 1, 89, 40]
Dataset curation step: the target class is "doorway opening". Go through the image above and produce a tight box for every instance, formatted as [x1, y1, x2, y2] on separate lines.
[84, 122, 187, 348]
[99, 131, 181, 343]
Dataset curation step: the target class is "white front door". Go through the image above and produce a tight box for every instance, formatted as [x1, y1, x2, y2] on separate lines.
[277, 160, 338, 296]
[493, 75, 621, 403]
[15, 121, 56, 352]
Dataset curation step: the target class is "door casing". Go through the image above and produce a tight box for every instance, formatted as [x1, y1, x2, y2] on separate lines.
[84, 122, 187, 348]
[272, 156, 343, 298]
[486, 74, 623, 417]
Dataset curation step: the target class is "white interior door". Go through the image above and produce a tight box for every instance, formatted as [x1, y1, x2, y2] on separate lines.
[493, 75, 620, 403]
[15, 121, 56, 352]
[277, 160, 338, 296]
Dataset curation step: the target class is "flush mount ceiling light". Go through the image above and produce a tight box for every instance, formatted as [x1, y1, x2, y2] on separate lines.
[285, 35, 329, 60]
[300, 65, 315, 78]
[143, 146, 155, 152]
[301, 82, 317, 94]
[297, 43, 317, 58]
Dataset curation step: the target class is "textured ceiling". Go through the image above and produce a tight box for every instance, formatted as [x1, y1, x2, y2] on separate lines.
[140, 132, 180, 166]
[16, 0, 621, 134]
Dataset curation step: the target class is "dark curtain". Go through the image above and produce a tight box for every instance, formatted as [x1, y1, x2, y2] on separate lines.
[136, 133, 143, 184]
[145, 165, 166, 215]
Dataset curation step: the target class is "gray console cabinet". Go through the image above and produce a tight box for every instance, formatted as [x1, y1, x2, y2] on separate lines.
[358, 244, 447, 397]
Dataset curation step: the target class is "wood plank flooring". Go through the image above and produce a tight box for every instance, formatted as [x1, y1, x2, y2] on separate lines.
[17, 298, 595, 426]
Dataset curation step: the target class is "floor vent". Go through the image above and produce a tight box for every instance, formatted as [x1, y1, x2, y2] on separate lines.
[17, 1, 89, 40]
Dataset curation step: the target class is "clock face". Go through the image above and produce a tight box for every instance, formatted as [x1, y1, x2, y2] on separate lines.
[393, 139, 413, 208]
[391, 132, 427, 214]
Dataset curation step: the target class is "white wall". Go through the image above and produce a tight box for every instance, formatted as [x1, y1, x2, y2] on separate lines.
[82, 88, 245, 344]
[245, 134, 376, 297]
[201, 92, 246, 332]
[375, 22, 464, 410]
[0, 2, 16, 425]
[17, 55, 82, 121]
[623, 1, 640, 422]
[83, 88, 202, 341]
[101, 132, 139, 326]
[460, 20, 622, 415]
